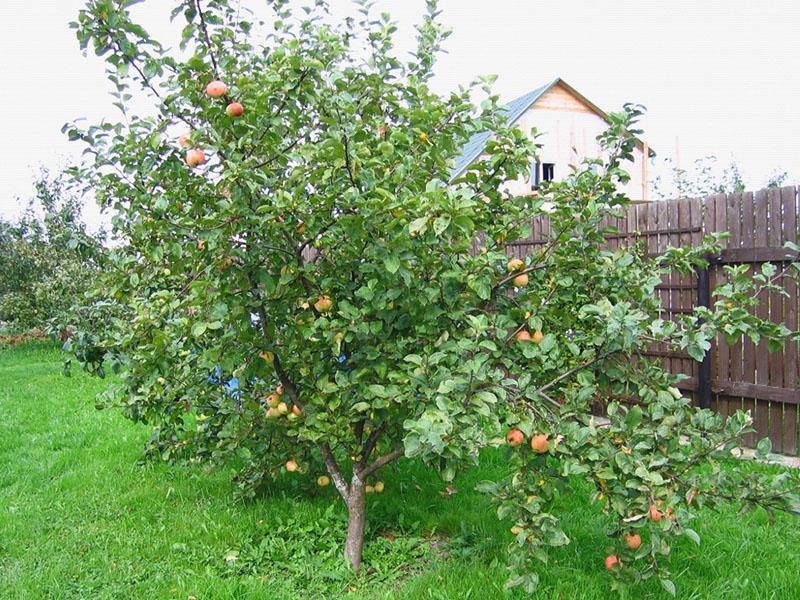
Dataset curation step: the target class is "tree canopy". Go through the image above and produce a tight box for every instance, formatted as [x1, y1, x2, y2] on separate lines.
[67, 0, 800, 592]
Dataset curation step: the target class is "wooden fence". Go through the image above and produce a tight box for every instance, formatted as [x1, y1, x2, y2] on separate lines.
[506, 186, 800, 455]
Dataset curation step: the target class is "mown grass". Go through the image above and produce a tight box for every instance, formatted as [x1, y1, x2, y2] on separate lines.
[1, 342, 799, 599]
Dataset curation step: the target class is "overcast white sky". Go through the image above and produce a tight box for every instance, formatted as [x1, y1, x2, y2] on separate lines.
[1, 0, 799, 228]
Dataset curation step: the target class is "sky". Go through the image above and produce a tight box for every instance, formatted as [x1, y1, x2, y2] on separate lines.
[1, 0, 799, 228]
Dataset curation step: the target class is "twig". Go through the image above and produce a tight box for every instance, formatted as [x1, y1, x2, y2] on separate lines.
[194, 0, 219, 75]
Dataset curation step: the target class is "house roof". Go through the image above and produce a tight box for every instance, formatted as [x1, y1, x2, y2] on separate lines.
[449, 77, 653, 181]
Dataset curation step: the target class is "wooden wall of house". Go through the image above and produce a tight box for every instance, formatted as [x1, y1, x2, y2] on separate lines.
[502, 82, 649, 200]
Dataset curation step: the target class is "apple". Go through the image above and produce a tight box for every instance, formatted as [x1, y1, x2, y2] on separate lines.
[625, 532, 642, 550]
[515, 330, 532, 342]
[266, 394, 280, 408]
[373, 481, 385, 493]
[365, 485, 375, 493]
[206, 80, 228, 97]
[510, 525, 523, 535]
[226, 102, 244, 117]
[531, 330, 544, 344]
[178, 131, 191, 147]
[513, 273, 529, 287]
[265, 407, 278, 418]
[277, 401, 289, 415]
[605, 554, 621, 571]
[291, 405, 302, 415]
[648, 504, 663, 522]
[314, 295, 333, 313]
[507, 258, 524, 272]
[275, 383, 284, 395]
[186, 149, 206, 167]
[506, 428, 525, 447]
[530, 433, 549, 453]
[285, 459, 299, 472]
[317, 475, 330, 487]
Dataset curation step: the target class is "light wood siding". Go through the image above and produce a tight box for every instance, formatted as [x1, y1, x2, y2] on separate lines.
[500, 85, 648, 200]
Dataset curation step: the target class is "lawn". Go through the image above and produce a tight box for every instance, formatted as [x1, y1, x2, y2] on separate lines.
[1, 343, 799, 599]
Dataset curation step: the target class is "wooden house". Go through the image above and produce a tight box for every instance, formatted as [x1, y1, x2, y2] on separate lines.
[450, 78, 654, 200]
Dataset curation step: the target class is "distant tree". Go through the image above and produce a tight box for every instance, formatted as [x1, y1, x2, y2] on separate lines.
[766, 169, 790, 188]
[0, 170, 106, 333]
[653, 156, 745, 199]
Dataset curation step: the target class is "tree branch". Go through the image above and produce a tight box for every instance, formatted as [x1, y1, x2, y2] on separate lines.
[357, 423, 385, 471]
[359, 447, 405, 479]
[320, 442, 350, 500]
[533, 350, 618, 397]
[194, 0, 219, 75]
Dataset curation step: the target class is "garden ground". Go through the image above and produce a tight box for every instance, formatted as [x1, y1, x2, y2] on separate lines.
[1, 343, 799, 599]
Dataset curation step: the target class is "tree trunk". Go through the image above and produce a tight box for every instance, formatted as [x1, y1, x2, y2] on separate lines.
[344, 477, 367, 574]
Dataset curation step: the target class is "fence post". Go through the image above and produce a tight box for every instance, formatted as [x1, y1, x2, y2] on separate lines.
[696, 263, 712, 409]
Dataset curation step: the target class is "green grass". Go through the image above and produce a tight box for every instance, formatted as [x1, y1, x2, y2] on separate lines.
[1, 343, 799, 599]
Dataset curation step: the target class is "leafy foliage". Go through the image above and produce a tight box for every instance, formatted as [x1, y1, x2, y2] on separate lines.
[66, 0, 800, 591]
[0, 170, 106, 334]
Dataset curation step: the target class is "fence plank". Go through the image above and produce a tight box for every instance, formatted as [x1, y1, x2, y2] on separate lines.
[781, 186, 798, 453]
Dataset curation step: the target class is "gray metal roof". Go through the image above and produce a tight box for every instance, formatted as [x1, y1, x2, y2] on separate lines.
[449, 79, 556, 181]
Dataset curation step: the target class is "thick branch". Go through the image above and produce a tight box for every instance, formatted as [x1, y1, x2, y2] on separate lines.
[359, 447, 405, 479]
[357, 423, 386, 471]
[320, 442, 350, 500]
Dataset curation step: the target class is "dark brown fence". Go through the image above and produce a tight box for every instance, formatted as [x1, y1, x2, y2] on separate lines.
[506, 186, 800, 455]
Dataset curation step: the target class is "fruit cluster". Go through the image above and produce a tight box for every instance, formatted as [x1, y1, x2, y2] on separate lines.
[182, 80, 245, 168]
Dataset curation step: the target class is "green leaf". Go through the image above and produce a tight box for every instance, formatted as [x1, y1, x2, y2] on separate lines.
[384, 254, 400, 274]
[191, 322, 207, 337]
[433, 215, 450, 236]
[684, 528, 701, 545]
[409, 217, 428, 235]
[660, 579, 677, 596]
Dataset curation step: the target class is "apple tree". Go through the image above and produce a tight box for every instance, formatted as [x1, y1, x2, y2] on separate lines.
[67, 0, 800, 589]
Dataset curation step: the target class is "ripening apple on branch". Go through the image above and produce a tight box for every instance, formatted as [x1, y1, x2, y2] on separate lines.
[65, 0, 800, 591]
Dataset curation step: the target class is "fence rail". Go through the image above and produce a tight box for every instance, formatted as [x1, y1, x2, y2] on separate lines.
[506, 186, 800, 455]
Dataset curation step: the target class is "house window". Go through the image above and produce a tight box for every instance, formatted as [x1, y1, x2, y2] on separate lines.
[542, 163, 555, 182]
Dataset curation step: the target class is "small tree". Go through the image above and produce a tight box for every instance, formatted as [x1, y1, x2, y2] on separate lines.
[0, 169, 106, 334]
[653, 155, 745, 200]
[68, 0, 799, 591]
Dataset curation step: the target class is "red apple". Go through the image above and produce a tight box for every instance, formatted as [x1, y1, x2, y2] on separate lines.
[206, 80, 228, 97]
[605, 554, 621, 570]
[625, 532, 642, 550]
[506, 428, 525, 447]
[186, 149, 206, 167]
[226, 102, 244, 117]
[530, 434, 549, 453]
